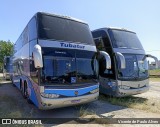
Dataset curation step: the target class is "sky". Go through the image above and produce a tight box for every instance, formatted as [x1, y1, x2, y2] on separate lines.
[0, 0, 160, 60]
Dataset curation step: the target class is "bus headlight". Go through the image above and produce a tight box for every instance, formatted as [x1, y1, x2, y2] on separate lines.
[119, 85, 130, 90]
[108, 82, 116, 91]
[90, 88, 99, 94]
[41, 93, 60, 98]
[108, 82, 116, 87]
[50, 94, 60, 98]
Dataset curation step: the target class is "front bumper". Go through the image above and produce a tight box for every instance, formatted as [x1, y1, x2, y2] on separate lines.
[117, 86, 149, 97]
[39, 92, 99, 110]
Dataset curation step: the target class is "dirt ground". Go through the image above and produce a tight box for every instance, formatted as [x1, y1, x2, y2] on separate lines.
[0, 74, 160, 127]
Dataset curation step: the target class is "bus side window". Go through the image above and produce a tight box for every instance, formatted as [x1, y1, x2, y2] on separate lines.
[94, 38, 105, 51]
[28, 17, 37, 41]
[103, 37, 112, 49]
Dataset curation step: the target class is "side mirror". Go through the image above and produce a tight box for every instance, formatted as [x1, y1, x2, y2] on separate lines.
[99, 51, 111, 69]
[33, 44, 43, 68]
[145, 54, 158, 69]
[116, 52, 126, 69]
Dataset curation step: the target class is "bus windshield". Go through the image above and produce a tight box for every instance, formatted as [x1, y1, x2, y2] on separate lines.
[38, 13, 94, 45]
[108, 29, 144, 49]
[41, 49, 97, 85]
[117, 54, 148, 80]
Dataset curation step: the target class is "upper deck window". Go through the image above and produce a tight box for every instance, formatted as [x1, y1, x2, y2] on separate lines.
[108, 29, 144, 50]
[37, 13, 94, 45]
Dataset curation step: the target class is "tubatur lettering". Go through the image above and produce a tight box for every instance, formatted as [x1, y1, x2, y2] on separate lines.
[60, 43, 85, 49]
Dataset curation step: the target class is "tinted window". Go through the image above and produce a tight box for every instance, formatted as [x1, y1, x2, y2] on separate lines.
[28, 17, 37, 41]
[137, 55, 148, 78]
[38, 13, 94, 45]
[118, 54, 138, 79]
[92, 30, 115, 79]
[92, 30, 112, 49]
[117, 54, 148, 80]
[42, 57, 76, 84]
[108, 29, 144, 49]
[94, 38, 105, 51]
[40, 48, 97, 85]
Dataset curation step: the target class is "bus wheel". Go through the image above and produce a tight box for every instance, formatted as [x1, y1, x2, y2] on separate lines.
[24, 82, 32, 104]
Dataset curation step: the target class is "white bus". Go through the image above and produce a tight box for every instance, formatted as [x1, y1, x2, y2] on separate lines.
[12, 12, 109, 109]
[92, 27, 158, 97]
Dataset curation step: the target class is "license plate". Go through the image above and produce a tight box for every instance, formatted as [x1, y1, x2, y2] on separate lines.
[71, 99, 80, 103]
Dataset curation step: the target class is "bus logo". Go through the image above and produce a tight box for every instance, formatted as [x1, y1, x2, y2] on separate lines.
[74, 91, 78, 96]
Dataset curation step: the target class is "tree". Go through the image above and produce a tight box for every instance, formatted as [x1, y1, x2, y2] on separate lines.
[0, 40, 14, 69]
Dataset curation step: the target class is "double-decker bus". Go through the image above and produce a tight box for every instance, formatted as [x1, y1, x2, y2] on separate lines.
[92, 27, 158, 97]
[12, 12, 106, 109]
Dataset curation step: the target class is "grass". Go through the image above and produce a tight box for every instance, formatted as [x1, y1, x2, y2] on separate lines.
[78, 106, 96, 117]
[148, 69, 160, 81]
[77, 106, 117, 125]
[99, 95, 160, 114]
[149, 69, 160, 76]
[149, 78, 160, 82]
[77, 106, 111, 124]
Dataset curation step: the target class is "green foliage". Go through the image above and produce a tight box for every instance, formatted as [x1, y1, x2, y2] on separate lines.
[0, 40, 14, 68]
[99, 95, 160, 113]
[149, 78, 160, 82]
[149, 69, 160, 76]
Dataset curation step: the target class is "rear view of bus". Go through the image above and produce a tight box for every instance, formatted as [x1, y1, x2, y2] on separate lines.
[92, 28, 158, 97]
[12, 12, 99, 109]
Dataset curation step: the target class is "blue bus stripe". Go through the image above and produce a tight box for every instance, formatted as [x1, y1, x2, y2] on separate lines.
[44, 85, 98, 96]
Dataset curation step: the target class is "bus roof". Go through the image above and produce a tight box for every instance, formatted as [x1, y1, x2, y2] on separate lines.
[92, 27, 136, 34]
[36, 12, 87, 25]
[15, 12, 88, 46]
